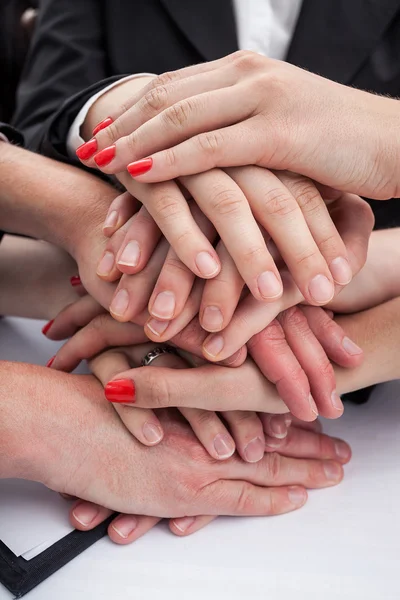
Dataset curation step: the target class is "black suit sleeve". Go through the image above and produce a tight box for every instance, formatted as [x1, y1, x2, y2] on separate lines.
[12, 0, 108, 154]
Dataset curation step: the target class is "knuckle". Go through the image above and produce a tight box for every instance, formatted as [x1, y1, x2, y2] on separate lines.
[175, 316, 206, 350]
[232, 50, 261, 71]
[276, 364, 305, 388]
[228, 410, 258, 427]
[142, 85, 169, 114]
[264, 452, 281, 482]
[145, 370, 172, 408]
[260, 320, 286, 343]
[236, 482, 256, 513]
[196, 131, 223, 157]
[261, 187, 297, 218]
[152, 192, 183, 222]
[153, 71, 177, 88]
[162, 254, 190, 275]
[290, 179, 323, 214]
[210, 187, 244, 217]
[163, 100, 191, 129]
[189, 409, 218, 429]
[316, 357, 335, 380]
[163, 147, 178, 169]
[102, 119, 124, 144]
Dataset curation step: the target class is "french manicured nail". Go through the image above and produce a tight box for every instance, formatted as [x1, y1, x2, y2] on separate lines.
[173, 517, 195, 533]
[309, 394, 318, 416]
[342, 336, 363, 355]
[112, 516, 138, 539]
[143, 422, 163, 444]
[269, 416, 288, 439]
[103, 210, 118, 231]
[323, 461, 342, 482]
[203, 334, 224, 358]
[110, 289, 129, 317]
[331, 390, 344, 412]
[151, 291, 176, 319]
[94, 145, 116, 167]
[92, 117, 113, 136]
[76, 138, 97, 160]
[213, 434, 235, 459]
[202, 306, 223, 331]
[335, 441, 350, 461]
[127, 157, 153, 177]
[118, 241, 140, 268]
[70, 275, 81, 287]
[330, 257, 352, 285]
[105, 379, 136, 403]
[244, 437, 265, 463]
[195, 252, 219, 277]
[97, 251, 115, 276]
[146, 318, 169, 337]
[308, 274, 334, 304]
[46, 356, 55, 368]
[42, 320, 54, 336]
[288, 486, 307, 507]
[257, 271, 282, 299]
[72, 503, 99, 526]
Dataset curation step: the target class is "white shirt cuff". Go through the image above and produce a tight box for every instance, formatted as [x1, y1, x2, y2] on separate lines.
[0, 133, 9, 144]
[66, 73, 156, 157]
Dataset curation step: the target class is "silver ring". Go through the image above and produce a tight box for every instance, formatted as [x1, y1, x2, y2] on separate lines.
[141, 345, 179, 367]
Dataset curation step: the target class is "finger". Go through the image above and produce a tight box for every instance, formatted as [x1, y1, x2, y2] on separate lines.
[278, 172, 353, 287]
[103, 191, 140, 237]
[96, 220, 133, 282]
[44, 295, 106, 340]
[247, 317, 315, 422]
[170, 515, 216, 536]
[70, 501, 114, 531]
[228, 167, 335, 306]
[103, 359, 288, 414]
[290, 416, 323, 433]
[181, 170, 283, 302]
[70, 275, 86, 297]
[116, 205, 162, 275]
[278, 306, 341, 419]
[261, 414, 291, 441]
[108, 514, 161, 545]
[179, 407, 236, 461]
[222, 411, 266, 463]
[300, 305, 364, 368]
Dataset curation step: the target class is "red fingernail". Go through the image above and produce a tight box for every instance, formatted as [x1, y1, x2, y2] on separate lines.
[46, 356, 56, 368]
[105, 379, 136, 403]
[127, 158, 153, 177]
[94, 145, 116, 167]
[76, 138, 97, 160]
[92, 117, 113, 136]
[70, 275, 81, 287]
[42, 320, 54, 336]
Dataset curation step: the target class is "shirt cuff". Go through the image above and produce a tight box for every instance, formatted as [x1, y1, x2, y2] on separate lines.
[0, 133, 9, 143]
[66, 73, 156, 157]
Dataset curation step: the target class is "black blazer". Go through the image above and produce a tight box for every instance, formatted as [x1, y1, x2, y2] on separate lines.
[13, 0, 400, 228]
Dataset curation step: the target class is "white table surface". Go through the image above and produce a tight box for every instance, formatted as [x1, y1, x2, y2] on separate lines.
[0, 317, 399, 600]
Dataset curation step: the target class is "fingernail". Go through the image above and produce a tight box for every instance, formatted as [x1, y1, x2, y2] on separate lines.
[308, 274, 334, 304]
[142, 422, 163, 444]
[202, 306, 224, 331]
[265, 438, 285, 450]
[330, 257, 352, 285]
[93, 117, 113, 136]
[284, 415, 292, 428]
[72, 503, 99, 526]
[118, 241, 140, 268]
[103, 210, 118, 231]
[331, 390, 344, 412]
[173, 517, 195, 533]
[195, 252, 219, 278]
[288, 486, 307, 507]
[105, 379, 136, 403]
[46, 356, 55, 368]
[257, 271, 282, 299]
[94, 145, 116, 167]
[97, 251, 115, 276]
[269, 416, 288, 439]
[203, 334, 225, 358]
[110, 289, 129, 317]
[70, 275, 81, 287]
[42, 320, 54, 336]
[151, 291, 176, 319]
[213, 434, 235, 459]
[127, 157, 153, 177]
[323, 461, 342, 482]
[146, 318, 169, 337]
[342, 336, 363, 355]
[76, 138, 97, 161]
[335, 441, 350, 461]
[112, 516, 138, 539]
[244, 437, 265, 463]
[309, 394, 318, 416]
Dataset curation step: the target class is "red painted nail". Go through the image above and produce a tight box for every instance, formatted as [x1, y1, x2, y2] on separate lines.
[94, 145, 116, 167]
[92, 117, 113, 136]
[42, 320, 54, 336]
[46, 356, 56, 368]
[70, 275, 81, 287]
[127, 157, 153, 177]
[76, 138, 97, 160]
[105, 379, 136, 403]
